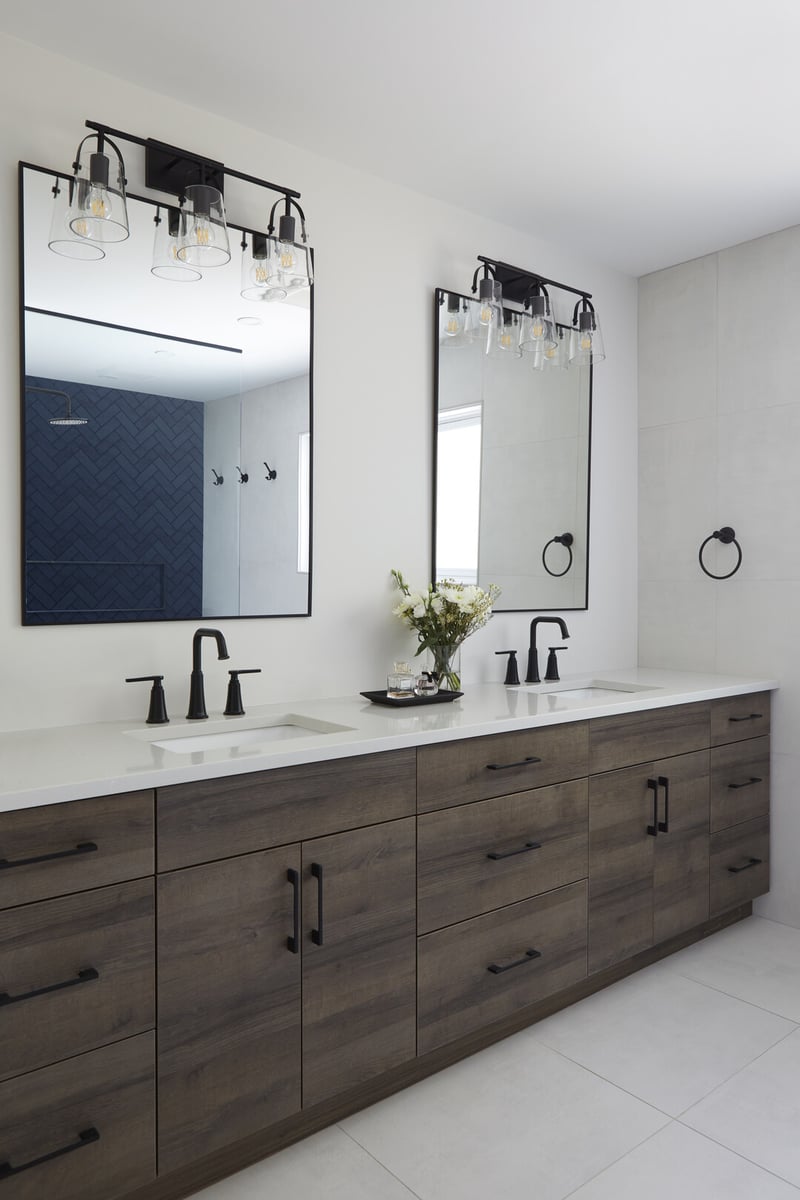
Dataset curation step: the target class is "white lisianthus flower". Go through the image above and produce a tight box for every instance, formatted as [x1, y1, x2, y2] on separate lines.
[412, 602, 426, 619]
[430, 595, 444, 614]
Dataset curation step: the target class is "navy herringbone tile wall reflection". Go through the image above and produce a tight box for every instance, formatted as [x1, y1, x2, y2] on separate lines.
[24, 376, 204, 623]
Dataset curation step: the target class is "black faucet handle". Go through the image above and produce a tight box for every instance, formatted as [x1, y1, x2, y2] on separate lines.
[495, 650, 520, 686]
[544, 646, 567, 683]
[125, 675, 169, 725]
[224, 669, 262, 717]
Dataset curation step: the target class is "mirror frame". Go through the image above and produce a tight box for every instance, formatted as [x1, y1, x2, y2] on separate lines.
[18, 161, 314, 625]
[431, 286, 592, 612]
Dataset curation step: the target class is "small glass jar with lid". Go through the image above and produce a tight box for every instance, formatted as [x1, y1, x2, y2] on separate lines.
[387, 661, 415, 700]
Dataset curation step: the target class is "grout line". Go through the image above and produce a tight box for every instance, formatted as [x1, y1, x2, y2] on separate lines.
[557, 1121, 677, 1200]
[335, 1124, 426, 1200]
[674, 1021, 799, 1122]
[660, 963, 800, 1027]
[673, 1122, 800, 1193]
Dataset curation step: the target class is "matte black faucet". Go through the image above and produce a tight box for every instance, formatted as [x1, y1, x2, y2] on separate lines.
[187, 628, 230, 719]
[525, 617, 570, 684]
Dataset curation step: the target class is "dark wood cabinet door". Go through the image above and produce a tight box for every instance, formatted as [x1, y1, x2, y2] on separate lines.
[301, 818, 416, 1108]
[589, 764, 655, 973]
[157, 847, 302, 1173]
[652, 750, 710, 944]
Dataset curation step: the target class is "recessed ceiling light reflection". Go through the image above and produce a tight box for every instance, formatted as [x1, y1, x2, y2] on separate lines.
[237, 315, 263, 327]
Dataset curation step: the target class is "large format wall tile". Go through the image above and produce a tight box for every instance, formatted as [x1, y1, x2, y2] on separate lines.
[638, 579, 715, 671]
[717, 226, 800, 416]
[639, 257, 717, 429]
[639, 419, 716, 582]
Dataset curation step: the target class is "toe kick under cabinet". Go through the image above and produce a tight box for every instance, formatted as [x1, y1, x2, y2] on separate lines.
[0, 693, 771, 1200]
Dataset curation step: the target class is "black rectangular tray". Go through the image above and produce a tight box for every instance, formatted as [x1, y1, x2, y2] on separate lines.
[360, 689, 463, 707]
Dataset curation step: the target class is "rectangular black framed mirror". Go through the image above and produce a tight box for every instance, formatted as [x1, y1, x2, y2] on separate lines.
[19, 162, 313, 624]
[433, 285, 592, 611]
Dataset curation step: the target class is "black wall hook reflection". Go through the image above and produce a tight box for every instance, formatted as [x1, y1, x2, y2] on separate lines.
[542, 532, 574, 577]
[264, 461, 277, 481]
[211, 469, 223, 486]
[699, 526, 742, 579]
[237, 467, 248, 483]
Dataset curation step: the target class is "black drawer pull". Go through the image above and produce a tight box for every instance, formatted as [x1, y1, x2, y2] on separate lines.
[646, 777, 659, 837]
[488, 948, 542, 975]
[0, 842, 98, 871]
[486, 756, 542, 772]
[729, 713, 763, 723]
[487, 841, 542, 861]
[727, 777, 763, 790]
[727, 857, 763, 874]
[0, 966, 99, 1008]
[311, 862, 324, 946]
[658, 775, 670, 833]
[287, 868, 300, 954]
[0, 1127, 100, 1179]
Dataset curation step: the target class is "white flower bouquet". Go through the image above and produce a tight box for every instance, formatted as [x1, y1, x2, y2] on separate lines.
[390, 569, 501, 691]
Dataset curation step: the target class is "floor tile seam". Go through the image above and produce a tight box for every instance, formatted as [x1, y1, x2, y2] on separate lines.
[658, 964, 800, 1027]
[673, 1118, 800, 1192]
[555, 1120, 677, 1200]
[335, 1122, 426, 1200]
[525, 1037, 677, 1119]
[674, 1021, 800, 1118]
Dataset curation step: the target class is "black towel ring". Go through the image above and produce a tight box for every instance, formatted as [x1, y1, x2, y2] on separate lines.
[699, 527, 742, 580]
[542, 532, 574, 577]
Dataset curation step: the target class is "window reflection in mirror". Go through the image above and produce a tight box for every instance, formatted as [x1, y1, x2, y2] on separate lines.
[20, 164, 312, 624]
[433, 288, 591, 611]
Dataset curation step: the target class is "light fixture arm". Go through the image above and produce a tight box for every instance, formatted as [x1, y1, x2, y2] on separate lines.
[470, 262, 497, 294]
[572, 295, 597, 329]
[267, 195, 309, 243]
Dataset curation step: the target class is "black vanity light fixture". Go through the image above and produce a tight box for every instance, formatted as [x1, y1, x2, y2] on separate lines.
[48, 118, 311, 301]
[454, 255, 606, 368]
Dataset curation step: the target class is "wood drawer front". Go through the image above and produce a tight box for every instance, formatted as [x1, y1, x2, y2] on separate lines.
[589, 703, 710, 774]
[417, 723, 588, 813]
[418, 779, 588, 934]
[0, 879, 154, 1083]
[418, 881, 587, 1054]
[157, 749, 416, 870]
[710, 693, 771, 746]
[710, 816, 770, 916]
[0, 792, 154, 910]
[0, 1032, 155, 1200]
[710, 737, 770, 833]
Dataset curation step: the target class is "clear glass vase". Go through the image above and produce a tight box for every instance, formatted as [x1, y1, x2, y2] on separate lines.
[427, 644, 462, 693]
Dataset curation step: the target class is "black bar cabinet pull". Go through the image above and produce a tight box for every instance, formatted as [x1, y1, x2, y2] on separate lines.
[487, 841, 542, 861]
[486, 756, 542, 772]
[646, 778, 659, 836]
[0, 842, 98, 871]
[729, 714, 762, 723]
[487, 948, 542, 975]
[0, 966, 99, 1008]
[286, 868, 300, 954]
[658, 775, 670, 833]
[728, 857, 763, 874]
[311, 862, 324, 946]
[0, 1127, 100, 1179]
[728, 777, 763, 790]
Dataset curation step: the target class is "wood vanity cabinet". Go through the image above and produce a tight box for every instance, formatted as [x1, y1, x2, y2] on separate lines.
[155, 750, 417, 1172]
[0, 793, 156, 1200]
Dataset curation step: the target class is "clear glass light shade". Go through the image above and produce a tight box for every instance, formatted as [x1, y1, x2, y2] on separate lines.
[487, 312, 522, 357]
[533, 325, 570, 371]
[151, 207, 201, 281]
[67, 150, 129, 244]
[48, 177, 106, 260]
[519, 294, 557, 356]
[569, 308, 606, 365]
[177, 184, 231, 268]
[240, 233, 287, 301]
[275, 232, 313, 292]
[477, 276, 503, 327]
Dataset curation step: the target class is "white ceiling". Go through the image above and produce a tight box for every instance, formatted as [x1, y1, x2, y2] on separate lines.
[3, 0, 800, 276]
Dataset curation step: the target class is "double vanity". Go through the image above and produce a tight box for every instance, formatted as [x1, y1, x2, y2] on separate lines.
[0, 669, 775, 1200]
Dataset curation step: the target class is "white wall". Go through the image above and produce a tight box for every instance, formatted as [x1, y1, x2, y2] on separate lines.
[0, 33, 638, 733]
[638, 229, 800, 927]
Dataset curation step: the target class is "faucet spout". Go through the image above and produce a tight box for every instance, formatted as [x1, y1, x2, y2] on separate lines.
[525, 617, 571, 684]
[187, 628, 230, 719]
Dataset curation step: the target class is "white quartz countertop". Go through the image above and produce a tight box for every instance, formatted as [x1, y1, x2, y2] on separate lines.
[0, 668, 778, 813]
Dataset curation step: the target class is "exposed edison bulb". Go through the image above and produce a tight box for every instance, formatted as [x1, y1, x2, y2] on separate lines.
[580, 330, 593, 352]
[87, 184, 111, 220]
[479, 301, 494, 325]
[250, 257, 270, 285]
[544, 342, 558, 360]
[531, 316, 545, 339]
[279, 241, 296, 270]
[72, 216, 89, 238]
[445, 312, 462, 336]
[499, 326, 514, 350]
[192, 215, 213, 247]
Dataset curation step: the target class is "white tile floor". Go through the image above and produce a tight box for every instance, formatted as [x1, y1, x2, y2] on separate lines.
[195, 916, 800, 1199]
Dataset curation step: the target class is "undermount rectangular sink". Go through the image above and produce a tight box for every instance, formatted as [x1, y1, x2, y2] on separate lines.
[126, 713, 354, 755]
[521, 679, 662, 702]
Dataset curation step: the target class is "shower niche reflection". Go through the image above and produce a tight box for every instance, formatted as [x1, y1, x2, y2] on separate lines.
[20, 163, 312, 625]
